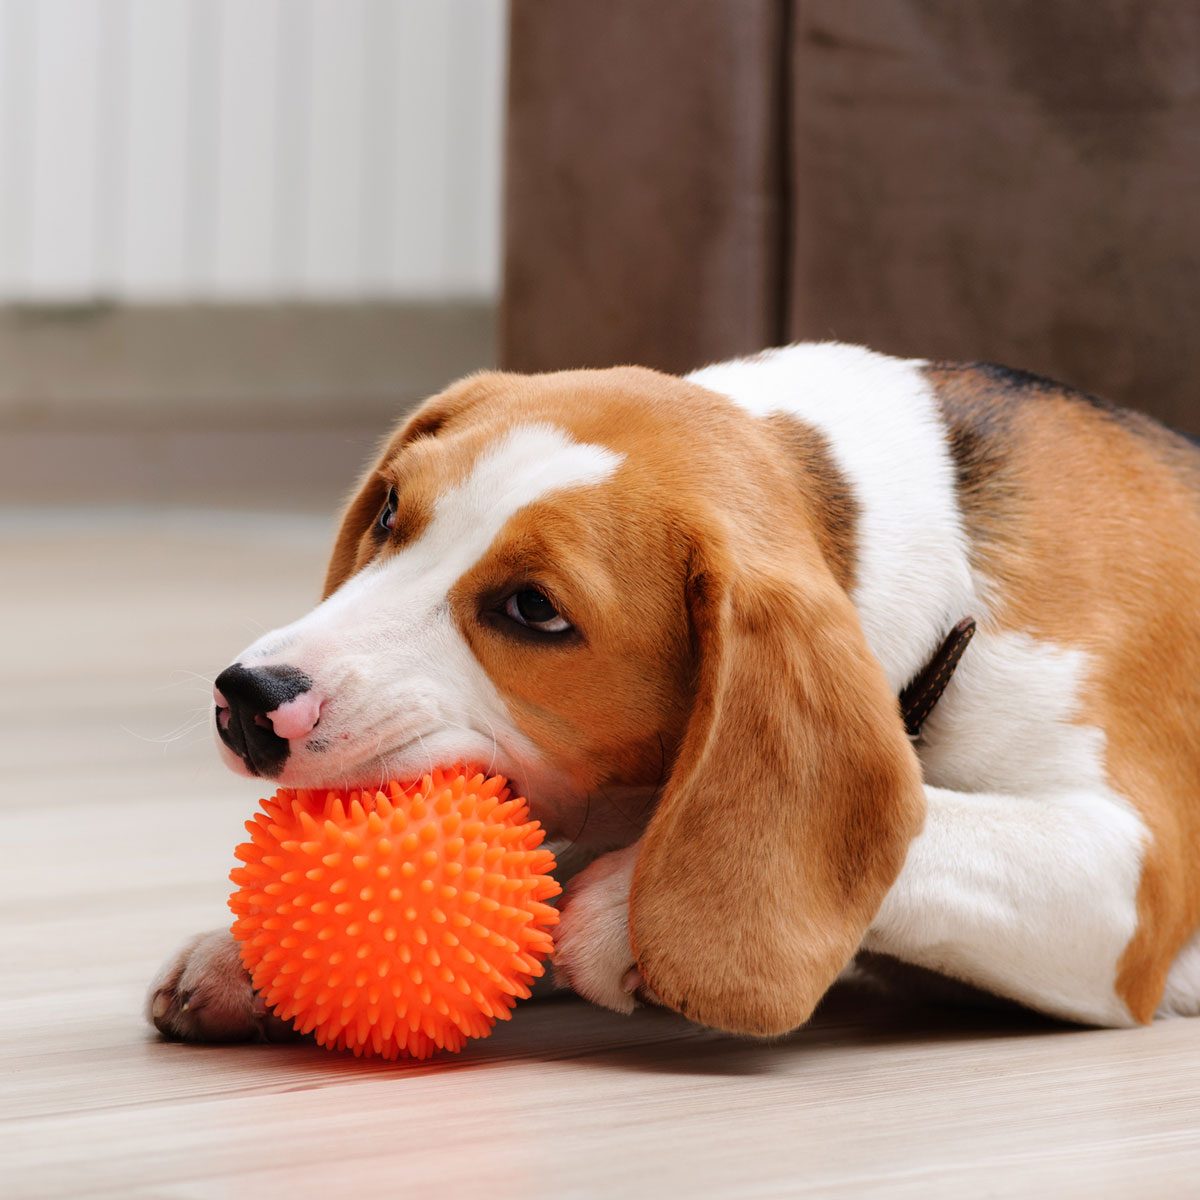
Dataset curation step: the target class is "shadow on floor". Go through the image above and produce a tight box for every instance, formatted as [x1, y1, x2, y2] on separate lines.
[157, 977, 1079, 1088]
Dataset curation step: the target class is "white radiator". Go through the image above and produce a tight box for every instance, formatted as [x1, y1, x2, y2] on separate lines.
[0, 0, 506, 301]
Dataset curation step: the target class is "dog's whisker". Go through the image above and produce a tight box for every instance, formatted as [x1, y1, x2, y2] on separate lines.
[162, 724, 220, 755]
[150, 671, 217, 695]
[593, 782, 644, 831]
[565, 789, 592, 851]
[121, 703, 213, 748]
[430, 708, 502, 778]
[413, 731, 434, 777]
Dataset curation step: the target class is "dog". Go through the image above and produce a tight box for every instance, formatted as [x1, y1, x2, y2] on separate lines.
[148, 341, 1200, 1044]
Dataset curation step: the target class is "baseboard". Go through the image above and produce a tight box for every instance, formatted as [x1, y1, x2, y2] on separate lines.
[0, 426, 388, 512]
[0, 301, 495, 431]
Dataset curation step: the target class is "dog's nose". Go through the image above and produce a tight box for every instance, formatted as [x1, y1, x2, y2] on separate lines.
[213, 663, 318, 777]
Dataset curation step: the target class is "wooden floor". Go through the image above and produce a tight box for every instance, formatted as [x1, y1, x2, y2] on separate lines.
[6, 508, 1200, 1199]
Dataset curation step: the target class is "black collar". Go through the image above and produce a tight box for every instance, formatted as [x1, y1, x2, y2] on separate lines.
[898, 617, 977, 740]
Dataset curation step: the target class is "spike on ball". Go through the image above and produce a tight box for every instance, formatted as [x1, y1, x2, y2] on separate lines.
[228, 768, 560, 1060]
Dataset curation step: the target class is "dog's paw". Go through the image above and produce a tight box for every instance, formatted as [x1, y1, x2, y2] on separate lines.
[146, 929, 296, 1044]
[553, 843, 655, 1015]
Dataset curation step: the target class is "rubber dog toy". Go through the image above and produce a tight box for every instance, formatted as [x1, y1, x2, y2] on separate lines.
[228, 768, 560, 1060]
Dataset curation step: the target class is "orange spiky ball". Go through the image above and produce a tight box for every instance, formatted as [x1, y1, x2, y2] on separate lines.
[228, 768, 560, 1060]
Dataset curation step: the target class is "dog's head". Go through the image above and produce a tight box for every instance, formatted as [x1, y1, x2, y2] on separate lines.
[214, 367, 923, 1035]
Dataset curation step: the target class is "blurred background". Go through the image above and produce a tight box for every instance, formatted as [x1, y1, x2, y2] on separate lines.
[501, 0, 1200, 437]
[3, 0, 1197, 516]
[0, 0, 504, 511]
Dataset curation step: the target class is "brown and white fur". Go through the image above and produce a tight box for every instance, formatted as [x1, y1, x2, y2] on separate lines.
[148, 342, 1200, 1043]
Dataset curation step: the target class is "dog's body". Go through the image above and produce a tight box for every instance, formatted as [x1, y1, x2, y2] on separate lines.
[149, 343, 1200, 1044]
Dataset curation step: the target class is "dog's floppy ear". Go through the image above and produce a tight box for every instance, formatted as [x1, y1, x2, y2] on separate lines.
[629, 539, 925, 1037]
[322, 374, 504, 597]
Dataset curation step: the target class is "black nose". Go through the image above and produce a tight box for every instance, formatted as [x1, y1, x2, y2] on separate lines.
[214, 663, 312, 777]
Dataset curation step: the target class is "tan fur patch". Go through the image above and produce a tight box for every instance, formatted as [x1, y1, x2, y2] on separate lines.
[929, 362, 1200, 1022]
[763, 412, 860, 591]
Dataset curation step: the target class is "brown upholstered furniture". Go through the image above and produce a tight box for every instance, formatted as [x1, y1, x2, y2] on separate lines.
[503, 1, 1200, 433]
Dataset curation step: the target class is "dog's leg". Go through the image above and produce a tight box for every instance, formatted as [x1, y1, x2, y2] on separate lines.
[552, 843, 643, 1014]
[146, 929, 299, 1044]
[549, 786, 1150, 1030]
[864, 785, 1146, 1027]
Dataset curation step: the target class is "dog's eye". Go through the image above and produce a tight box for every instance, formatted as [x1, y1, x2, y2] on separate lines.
[378, 487, 397, 534]
[503, 589, 572, 634]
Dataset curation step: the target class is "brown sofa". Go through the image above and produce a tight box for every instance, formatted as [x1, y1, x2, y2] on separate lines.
[502, 0, 1200, 433]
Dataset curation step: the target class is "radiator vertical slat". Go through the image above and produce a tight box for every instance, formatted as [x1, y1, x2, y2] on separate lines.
[213, 0, 281, 296]
[120, 0, 192, 297]
[27, 0, 102, 298]
[0, 0, 505, 302]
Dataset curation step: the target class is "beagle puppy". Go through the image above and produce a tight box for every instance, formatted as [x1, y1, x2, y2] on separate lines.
[148, 342, 1200, 1043]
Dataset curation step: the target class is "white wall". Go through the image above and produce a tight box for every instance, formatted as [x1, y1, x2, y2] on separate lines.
[0, 0, 506, 302]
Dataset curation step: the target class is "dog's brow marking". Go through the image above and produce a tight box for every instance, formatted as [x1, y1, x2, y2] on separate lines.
[429, 422, 623, 575]
[312, 423, 622, 618]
